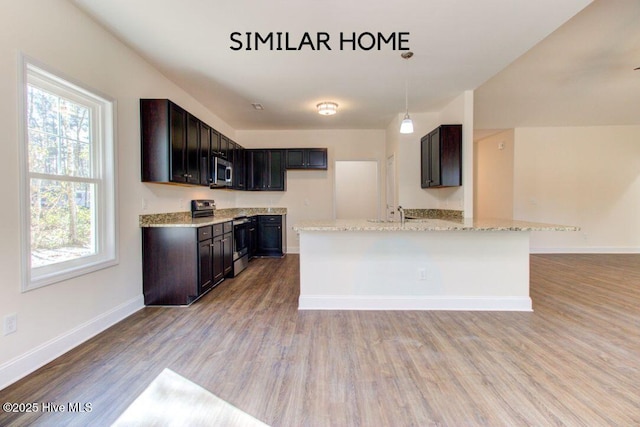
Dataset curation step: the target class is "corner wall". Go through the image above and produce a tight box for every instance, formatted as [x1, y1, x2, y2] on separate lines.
[0, 0, 238, 388]
[386, 91, 474, 216]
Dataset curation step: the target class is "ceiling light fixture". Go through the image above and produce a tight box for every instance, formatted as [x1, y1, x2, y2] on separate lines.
[317, 101, 338, 116]
[400, 51, 414, 134]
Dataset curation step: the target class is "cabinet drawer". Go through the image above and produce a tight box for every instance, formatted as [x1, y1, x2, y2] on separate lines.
[259, 215, 281, 224]
[198, 226, 212, 241]
[223, 221, 233, 234]
[212, 223, 224, 237]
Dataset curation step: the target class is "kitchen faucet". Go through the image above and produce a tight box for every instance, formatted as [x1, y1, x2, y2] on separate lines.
[397, 205, 405, 225]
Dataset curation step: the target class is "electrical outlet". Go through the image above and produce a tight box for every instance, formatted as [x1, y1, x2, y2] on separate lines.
[4, 314, 17, 336]
[418, 268, 427, 281]
[141, 198, 148, 211]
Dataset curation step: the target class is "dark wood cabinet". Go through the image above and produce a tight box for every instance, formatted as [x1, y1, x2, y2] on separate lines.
[231, 141, 246, 190]
[199, 123, 211, 185]
[220, 134, 230, 160]
[211, 222, 232, 283]
[247, 149, 286, 191]
[256, 215, 285, 257]
[141, 99, 199, 184]
[142, 221, 232, 306]
[286, 148, 328, 170]
[248, 216, 258, 259]
[421, 124, 462, 188]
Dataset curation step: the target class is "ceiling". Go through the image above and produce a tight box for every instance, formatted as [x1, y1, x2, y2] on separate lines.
[71, 0, 593, 130]
[475, 0, 640, 130]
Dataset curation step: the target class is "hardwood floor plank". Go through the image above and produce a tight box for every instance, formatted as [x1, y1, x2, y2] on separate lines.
[1, 254, 639, 426]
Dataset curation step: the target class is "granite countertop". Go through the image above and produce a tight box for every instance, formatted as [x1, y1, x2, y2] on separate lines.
[140, 207, 287, 228]
[293, 217, 579, 232]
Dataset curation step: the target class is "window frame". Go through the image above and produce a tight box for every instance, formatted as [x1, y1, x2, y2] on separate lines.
[19, 55, 118, 291]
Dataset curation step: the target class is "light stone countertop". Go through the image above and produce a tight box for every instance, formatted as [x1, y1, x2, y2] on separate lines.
[293, 217, 579, 232]
[140, 207, 287, 228]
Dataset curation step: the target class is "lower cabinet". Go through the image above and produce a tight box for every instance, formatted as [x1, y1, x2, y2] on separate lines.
[142, 221, 233, 306]
[256, 215, 286, 257]
[248, 216, 258, 260]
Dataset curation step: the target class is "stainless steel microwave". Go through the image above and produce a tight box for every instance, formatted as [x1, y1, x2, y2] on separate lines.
[210, 156, 232, 188]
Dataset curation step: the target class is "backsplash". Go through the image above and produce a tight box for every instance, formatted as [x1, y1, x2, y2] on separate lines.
[404, 208, 463, 220]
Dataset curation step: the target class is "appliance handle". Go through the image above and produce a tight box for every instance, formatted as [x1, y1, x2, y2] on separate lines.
[226, 165, 233, 182]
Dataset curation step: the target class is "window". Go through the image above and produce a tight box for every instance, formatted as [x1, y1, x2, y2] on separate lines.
[20, 58, 117, 291]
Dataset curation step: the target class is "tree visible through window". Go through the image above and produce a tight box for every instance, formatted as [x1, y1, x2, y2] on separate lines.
[22, 59, 117, 290]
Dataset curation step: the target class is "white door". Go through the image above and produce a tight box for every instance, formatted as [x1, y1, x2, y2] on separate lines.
[335, 160, 379, 219]
[386, 155, 396, 220]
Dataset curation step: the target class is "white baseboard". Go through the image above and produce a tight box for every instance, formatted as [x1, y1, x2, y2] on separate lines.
[0, 295, 144, 390]
[286, 246, 300, 254]
[298, 295, 532, 311]
[530, 247, 640, 254]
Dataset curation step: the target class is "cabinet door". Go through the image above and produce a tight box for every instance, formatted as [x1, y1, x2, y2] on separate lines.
[248, 150, 267, 190]
[258, 216, 282, 256]
[220, 134, 230, 159]
[199, 122, 211, 185]
[429, 128, 441, 187]
[222, 232, 233, 276]
[306, 149, 328, 169]
[232, 142, 246, 190]
[248, 218, 257, 259]
[212, 234, 224, 284]
[185, 114, 200, 184]
[268, 150, 285, 190]
[420, 135, 430, 188]
[210, 128, 221, 157]
[169, 103, 187, 183]
[286, 149, 305, 168]
[198, 239, 213, 293]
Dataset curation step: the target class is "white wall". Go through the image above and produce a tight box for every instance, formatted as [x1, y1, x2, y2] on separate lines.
[0, 0, 238, 387]
[474, 129, 515, 219]
[235, 129, 386, 252]
[386, 91, 474, 216]
[513, 126, 640, 252]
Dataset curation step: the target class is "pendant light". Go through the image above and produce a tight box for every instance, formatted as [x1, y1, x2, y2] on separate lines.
[400, 51, 414, 134]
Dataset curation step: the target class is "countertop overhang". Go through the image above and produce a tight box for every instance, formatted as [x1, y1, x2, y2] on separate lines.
[293, 218, 579, 232]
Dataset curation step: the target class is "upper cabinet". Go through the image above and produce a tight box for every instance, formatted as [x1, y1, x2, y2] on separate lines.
[141, 99, 327, 191]
[141, 99, 199, 184]
[420, 124, 462, 188]
[286, 148, 328, 170]
[141, 99, 201, 185]
[231, 140, 246, 190]
[246, 149, 286, 191]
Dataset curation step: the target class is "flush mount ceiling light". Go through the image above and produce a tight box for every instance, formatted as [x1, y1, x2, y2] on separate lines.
[400, 51, 414, 134]
[317, 101, 338, 116]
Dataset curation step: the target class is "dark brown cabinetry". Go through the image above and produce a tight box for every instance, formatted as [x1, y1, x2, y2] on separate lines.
[142, 221, 233, 306]
[141, 99, 201, 184]
[231, 141, 246, 190]
[421, 124, 462, 188]
[247, 149, 286, 191]
[248, 216, 258, 259]
[256, 215, 285, 257]
[286, 148, 328, 170]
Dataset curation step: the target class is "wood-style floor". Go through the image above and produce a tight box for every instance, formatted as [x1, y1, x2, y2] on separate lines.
[1, 254, 639, 426]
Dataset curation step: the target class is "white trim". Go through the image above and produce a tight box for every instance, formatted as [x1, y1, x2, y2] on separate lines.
[0, 296, 143, 390]
[299, 295, 532, 311]
[286, 245, 300, 254]
[530, 247, 640, 254]
[19, 54, 119, 291]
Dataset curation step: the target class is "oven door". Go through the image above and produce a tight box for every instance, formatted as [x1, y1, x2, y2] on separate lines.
[233, 221, 249, 260]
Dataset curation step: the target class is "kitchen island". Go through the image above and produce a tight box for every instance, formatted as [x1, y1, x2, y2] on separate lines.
[293, 218, 578, 311]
